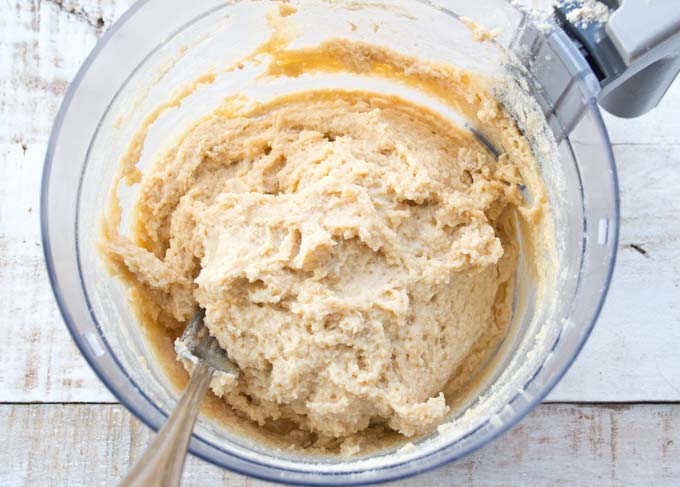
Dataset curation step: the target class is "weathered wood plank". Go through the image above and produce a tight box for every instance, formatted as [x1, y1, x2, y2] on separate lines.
[0, 0, 678, 403]
[0, 143, 113, 402]
[0, 0, 135, 146]
[3, 140, 678, 403]
[2, 0, 680, 147]
[1, 403, 678, 486]
[548, 143, 680, 401]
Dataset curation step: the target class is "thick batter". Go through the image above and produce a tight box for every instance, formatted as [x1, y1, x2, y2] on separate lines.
[102, 29, 545, 450]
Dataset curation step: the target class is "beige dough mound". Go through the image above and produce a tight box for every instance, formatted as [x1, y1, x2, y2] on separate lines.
[104, 90, 523, 441]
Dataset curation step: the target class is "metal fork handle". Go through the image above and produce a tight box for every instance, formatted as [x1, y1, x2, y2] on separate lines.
[120, 361, 214, 487]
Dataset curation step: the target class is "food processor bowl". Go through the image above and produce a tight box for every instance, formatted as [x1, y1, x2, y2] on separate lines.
[42, 0, 620, 484]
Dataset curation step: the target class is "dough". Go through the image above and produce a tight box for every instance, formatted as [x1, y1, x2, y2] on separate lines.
[102, 34, 544, 449]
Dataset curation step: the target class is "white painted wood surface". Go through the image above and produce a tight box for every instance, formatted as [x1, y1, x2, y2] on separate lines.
[1, 403, 678, 486]
[0, 1, 679, 485]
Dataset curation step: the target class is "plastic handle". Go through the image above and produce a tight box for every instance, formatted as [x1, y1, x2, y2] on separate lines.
[600, 0, 680, 117]
[556, 0, 680, 118]
[119, 361, 214, 487]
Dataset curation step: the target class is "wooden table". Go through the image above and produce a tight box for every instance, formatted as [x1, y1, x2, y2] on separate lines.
[1, 1, 678, 485]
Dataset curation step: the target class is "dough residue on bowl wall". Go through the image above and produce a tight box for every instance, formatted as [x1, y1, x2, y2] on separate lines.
[100, 4, 548, 455]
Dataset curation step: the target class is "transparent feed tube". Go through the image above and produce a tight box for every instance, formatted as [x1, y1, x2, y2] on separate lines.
[41, 1, 618, 485]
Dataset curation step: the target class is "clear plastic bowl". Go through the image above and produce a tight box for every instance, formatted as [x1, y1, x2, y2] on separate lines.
[41, 0, 618, 485]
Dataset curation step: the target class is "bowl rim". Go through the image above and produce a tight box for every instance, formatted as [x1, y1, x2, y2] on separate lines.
[41, 0, 620, 484]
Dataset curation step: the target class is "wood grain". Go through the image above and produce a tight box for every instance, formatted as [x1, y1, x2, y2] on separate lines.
[548, 144, 680, 402]
[0, 0, 135, 146]
[1, 403, 678, 486]
[1, 0, 679, 485]
[0, 0, 679, 404]
[2, 138, 678, 402]
[0, 143, 113, 402]
[2, 0, 679, 149]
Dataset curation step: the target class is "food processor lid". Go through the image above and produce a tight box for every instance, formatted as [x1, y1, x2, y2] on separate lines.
[555, 0, 680, 119]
